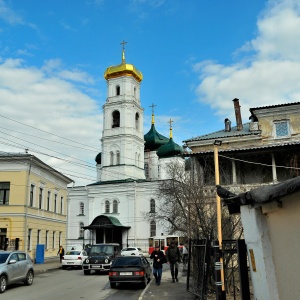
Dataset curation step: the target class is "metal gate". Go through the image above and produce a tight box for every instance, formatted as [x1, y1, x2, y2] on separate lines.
[186, 239, 210, 299]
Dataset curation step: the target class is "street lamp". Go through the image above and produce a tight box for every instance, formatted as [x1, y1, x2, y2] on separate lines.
[213, 140, 226, 299]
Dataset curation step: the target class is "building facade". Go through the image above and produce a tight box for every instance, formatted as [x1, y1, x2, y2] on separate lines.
[0, 153, 73, 261]
[67, 49, 184, 251]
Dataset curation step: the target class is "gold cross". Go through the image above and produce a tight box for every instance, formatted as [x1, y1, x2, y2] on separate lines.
[168, 118, 174, 128]
[120, 40, 127, 51]
[149, 103, 157, 114]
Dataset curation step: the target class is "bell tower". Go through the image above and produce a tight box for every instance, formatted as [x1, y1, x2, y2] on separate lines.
[100, 42, 145, 181]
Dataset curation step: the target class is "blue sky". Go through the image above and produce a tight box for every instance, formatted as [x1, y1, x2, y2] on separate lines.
[1, 0, 300, 185]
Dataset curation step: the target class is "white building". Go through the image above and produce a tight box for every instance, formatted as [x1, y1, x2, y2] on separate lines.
[67, 49, 184, 251]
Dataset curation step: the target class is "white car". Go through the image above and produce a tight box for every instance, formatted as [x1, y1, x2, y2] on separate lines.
[62, 250, 88, 269]
[121, 247, 143, 256]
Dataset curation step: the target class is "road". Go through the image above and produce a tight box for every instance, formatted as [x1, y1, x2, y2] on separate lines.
[1, 268, 144, 300]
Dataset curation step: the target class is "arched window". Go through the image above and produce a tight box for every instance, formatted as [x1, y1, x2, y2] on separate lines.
[105, 200, 110, 213]
[113, 200, 118, 213]
[79, 202, 84, 215]
[144, 162, 149, 178]
[116, 85, 120, 96]
[137, 154, 140, 167]
[116, 151, 120, 165]
[134, 87, 136, 98]
[150, 220, 156, 237]
[110, 151, 114, 165]
[79, 222, 84, 238]
[112, 110, 120, 128]
[150, 199, 155, 213]
[135, 112, 139, 130]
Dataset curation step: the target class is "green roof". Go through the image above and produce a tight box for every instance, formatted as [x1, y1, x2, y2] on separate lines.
[157, 138, 184, 158]
[144, 124, 169, 151]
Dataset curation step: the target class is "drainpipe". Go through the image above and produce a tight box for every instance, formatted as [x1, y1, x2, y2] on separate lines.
[24, 156, 32, 251]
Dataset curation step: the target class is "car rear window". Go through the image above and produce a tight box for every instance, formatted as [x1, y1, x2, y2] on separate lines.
[112, 257, 141, 267]
[66, 251, 80, 255]
[0, 253, 9, 263]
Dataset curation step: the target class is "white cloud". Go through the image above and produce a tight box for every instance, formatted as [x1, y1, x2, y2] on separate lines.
[194, 0, 300, 122]
[0, 58, 102, 185]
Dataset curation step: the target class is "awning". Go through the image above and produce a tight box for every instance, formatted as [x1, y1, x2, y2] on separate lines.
[82, 215, 131, 230]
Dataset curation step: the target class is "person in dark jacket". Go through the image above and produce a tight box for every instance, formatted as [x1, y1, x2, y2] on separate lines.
[165, 240, 182, 282]
[57, 245, 65, 263]
[150, 245, 166, 286]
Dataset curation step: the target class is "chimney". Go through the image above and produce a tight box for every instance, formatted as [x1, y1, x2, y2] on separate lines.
[233, 98, 243, 131]
[224, 118, 231, 132]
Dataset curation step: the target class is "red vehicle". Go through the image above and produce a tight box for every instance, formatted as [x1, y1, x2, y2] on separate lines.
[148, 235, 185, 254]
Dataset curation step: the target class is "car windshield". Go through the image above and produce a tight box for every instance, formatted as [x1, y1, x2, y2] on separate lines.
[90, 245, 114, 256]
[112, 257, 141, 267]
[0, 253, 10, 264]
[66, 251, 80, 255]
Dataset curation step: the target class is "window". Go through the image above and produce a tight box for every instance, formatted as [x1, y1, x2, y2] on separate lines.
[113, 200, 118, 213]
[150, 199, 155, 213]
[135, 112, 139, 130]
[54, 194, 57, 213]
[105, 200, 110, 213]
[79, 222, 84, 239]
[0, 182, 10, 205]
[134, 87, 136, 98]
[45, 231, 48, 249]
[112, 110, 120, 128]
[59, 232, 62, 247]
[110, 151, 114, 165]
[144, 163, 149, 178]
[27, 229, 32, 251]
[39, 187, 43, 209]
[47, 191, 51, 211]
[274, 120, 289, 137]
[150, 221, 156, 237]
[116, 85, 120, 96]
[116, 151, 120, 165]
[60, 196, 63, 214]
[52, 231, 56, 249]
[37, 230, 41, 245]
[80, 202, 84, 215]
[30, 184, 35, 207]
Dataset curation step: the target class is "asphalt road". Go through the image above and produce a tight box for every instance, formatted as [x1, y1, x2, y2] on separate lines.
[1, 268, 144, 300]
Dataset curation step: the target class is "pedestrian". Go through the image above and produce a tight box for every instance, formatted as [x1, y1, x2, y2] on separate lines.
[165, 240, 182, 283]
[150, 245, 166, 286]
[57, 245, 65, 263]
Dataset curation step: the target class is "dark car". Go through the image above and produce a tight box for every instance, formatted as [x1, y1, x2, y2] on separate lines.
[0, 251, 34, 293]
[82, 243, 120, 275]
[108, 256, 152, 289]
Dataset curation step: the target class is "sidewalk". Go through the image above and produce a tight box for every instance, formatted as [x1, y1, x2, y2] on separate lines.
[34, 258, 62, 275]
[139, 266, 197, 300]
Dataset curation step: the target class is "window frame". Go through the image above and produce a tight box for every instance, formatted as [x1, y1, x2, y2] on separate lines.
[0, 182, 10, 205]
[273, 120, 290, 138]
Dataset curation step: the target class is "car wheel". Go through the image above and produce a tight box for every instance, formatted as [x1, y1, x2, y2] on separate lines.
[0, 275, 7, 293]
[24, 270, 34, 286]
[84, 270, 91, 275]
[110, 282, 116, 289]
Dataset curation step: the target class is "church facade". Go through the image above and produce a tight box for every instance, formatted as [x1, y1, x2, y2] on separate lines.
[67, 49, 184, 252]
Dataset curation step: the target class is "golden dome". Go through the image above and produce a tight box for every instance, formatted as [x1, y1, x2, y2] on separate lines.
[104, 48, 143, 82]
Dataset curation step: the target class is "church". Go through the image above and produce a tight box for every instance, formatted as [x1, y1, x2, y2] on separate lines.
[67, 46, 184, 252]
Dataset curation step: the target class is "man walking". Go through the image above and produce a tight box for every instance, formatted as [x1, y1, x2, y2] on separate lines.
[150, 245, 165, 286]
[165, 240, 182, 282]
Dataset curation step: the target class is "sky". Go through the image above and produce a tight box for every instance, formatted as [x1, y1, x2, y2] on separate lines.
[1, 0, 300, 186]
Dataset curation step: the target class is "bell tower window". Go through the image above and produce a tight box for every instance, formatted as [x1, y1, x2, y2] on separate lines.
[116, 151, 120, 165]
[112, 110, 120, 128]
[116, 85, 120, 96]
[110, 152, 114, 165]
[135, 113, 139, 130]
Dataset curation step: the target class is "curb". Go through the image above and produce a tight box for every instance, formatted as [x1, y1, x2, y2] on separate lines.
[138, 277, 155, 300]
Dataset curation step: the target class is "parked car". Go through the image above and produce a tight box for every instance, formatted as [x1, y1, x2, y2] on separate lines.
[121, 247, 143, 256]
[0, 251, 34, 293]
[62, 250, 88, 269]
[82, 243, 120, 275]
[108, 256, 152, 289]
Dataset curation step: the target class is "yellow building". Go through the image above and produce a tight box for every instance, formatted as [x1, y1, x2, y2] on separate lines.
[0, 153, 73, 261]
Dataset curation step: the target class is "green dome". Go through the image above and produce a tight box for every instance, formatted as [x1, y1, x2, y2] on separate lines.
[95, 152, 102, 164]
[157, 138, 184, 158]
[144, 124, 169, 151]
